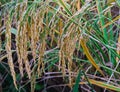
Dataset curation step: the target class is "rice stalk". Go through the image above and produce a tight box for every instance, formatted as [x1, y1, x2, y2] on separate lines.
[31, 69, 36, 92]
[116, 33, 120, 62]
[0, 34, 1, 51]
[0, 19, 1, 51]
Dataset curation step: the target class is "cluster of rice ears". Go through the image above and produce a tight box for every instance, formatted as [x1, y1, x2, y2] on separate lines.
[0, 0, 120, 91]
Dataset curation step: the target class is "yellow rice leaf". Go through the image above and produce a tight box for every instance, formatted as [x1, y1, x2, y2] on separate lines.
[72, 78, 120, 91]
[78, 79, 120, 91]
[70, 77, 120, 91]
[88, 79, 120, 91]
[80, 39, 104, 76]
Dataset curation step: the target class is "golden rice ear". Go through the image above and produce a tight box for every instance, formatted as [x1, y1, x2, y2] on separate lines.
[59, 49, 66, 77]
[23, 23, 31, 79]
[16, 24, 24, 77]
[37, 34, 46, 77]
[59, 23, 78, 87]
[15, 0, 29, 78]
[5, 17, 17, 89]
[16, 21, 31, 79]
[30, 21, 37, 62]
[68, 58, 72, 87]
[30, 13, 40, 62]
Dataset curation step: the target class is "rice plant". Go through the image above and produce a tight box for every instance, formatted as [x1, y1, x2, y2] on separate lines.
[0, 0, 120, 92]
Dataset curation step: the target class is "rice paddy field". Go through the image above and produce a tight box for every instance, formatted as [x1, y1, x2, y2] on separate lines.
[0, 0, 120, 92]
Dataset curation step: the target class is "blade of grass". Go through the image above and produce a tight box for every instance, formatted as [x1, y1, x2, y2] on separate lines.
[107, 8, 116, 69]
[96, 0, 108, 42]
[73, 70, 82, 92]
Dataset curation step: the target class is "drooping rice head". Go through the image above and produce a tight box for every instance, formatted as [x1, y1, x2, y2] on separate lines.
[5, 16, 17, 89]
